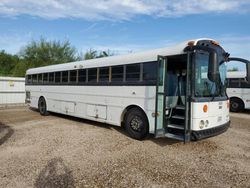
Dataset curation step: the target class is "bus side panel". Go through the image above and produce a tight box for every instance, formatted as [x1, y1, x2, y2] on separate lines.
[25, 85, 157, 132]
[27, 88, 39, 109]
[227, 88, 250, 110]
[242, 88, 250, 109]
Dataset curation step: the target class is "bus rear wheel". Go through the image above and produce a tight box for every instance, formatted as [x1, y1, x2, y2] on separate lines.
[38, 97, 49, 116]
[124, 108, 149, 140]
[230, 98, 244, 112]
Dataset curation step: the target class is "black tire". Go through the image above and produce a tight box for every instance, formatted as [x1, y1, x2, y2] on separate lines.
[38, 97, 49, 116]
[124, 108, 149, 140]
[230, 98, 244, 112]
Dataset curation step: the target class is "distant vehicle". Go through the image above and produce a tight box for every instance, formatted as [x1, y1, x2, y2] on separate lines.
[25, 38, 250, 143]
[227, 71, 250, 112]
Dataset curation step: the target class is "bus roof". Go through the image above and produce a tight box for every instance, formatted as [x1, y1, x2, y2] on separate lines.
[26, 38, 216, 75]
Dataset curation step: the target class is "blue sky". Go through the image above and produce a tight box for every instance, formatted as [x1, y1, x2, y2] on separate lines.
[0, 0, 250, 70]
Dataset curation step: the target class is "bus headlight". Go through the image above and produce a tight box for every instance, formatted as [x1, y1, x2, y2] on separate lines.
[205, 120, 209, 127]
[199, 120, 205, 129]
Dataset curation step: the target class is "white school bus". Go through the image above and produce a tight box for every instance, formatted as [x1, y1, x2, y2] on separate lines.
[25, 38, 250, 142]
[227, 70, 250, 112]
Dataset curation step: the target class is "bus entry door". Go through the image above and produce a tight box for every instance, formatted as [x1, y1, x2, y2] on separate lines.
[154, 56, 167, 137]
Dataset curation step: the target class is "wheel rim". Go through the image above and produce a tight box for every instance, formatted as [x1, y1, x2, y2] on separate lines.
[39, 100, 45, 113]
[130, 116, 143, 132]
[231, 101, 238, 109]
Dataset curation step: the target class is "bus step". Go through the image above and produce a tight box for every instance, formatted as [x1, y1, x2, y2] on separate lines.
[171, 115, 185, 120]
[165, 133, 184, 141]
[175, 105, 185, 110]
[168, 124, 184, 130]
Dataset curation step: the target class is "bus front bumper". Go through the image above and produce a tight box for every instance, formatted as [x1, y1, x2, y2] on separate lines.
[191, 121, 230, 140]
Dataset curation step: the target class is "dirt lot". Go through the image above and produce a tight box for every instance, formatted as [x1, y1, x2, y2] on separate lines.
[0, 106, 249, 188]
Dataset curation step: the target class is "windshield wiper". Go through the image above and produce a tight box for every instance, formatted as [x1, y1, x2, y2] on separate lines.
[210, 82, 217, 102]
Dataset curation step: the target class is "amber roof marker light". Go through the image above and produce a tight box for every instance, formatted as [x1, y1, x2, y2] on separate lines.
[211, 40, 220, 46]
[187, 41, 195, 47]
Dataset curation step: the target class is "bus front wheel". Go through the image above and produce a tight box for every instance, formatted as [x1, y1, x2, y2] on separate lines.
[230, 98, 244, 112]
[124, 108, 149, 140]
[38, 97, 49, 116]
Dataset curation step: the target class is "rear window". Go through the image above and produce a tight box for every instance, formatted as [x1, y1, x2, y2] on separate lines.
[27, 75, 32, 83]
[32, 74, 37, 83]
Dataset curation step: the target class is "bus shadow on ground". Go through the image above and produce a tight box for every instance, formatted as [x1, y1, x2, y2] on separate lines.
[34, 157, 75, 188]
[50, 111, 113, 130]
[0, 122, 14, 146]
[148, 135, 181, 146]
[30, 107, 113, 130]
[112, 127, 181, 146]
[30, 108, 181, 145]
[242, 109, 250, 114]
[230, 109, 250, 115]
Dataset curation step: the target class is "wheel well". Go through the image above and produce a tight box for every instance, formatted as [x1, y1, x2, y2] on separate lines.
[230, 97, 245, 108]
[120, 105, 149, 128]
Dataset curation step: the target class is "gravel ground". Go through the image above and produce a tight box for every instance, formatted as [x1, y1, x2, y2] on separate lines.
[0, 106, 249, 188]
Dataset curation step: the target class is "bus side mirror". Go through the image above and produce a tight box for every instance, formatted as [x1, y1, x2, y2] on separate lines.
[208, 52, 219, 82]
[228, 57, 250, 83]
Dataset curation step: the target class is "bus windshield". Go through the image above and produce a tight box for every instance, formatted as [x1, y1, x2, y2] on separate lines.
[194, 52, 227, 98]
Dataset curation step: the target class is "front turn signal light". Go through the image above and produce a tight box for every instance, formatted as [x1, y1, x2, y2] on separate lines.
[227, 100, 230, 109]
[203, 104, 208, 113]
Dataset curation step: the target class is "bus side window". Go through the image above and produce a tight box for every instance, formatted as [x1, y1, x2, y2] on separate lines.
[49, 72, 54, 83]
[226, 78, 229, 87]
[32, 74, 37, 83]
[38, 74, 43, 83]
[27, 75, 32, 84]
[43, 73, 48, 83]
[240, 78, 250, 88]
[88, 68, 97, 83]
[126, 63, 140, 82]
[143, 62, 157, 83]
[99, 67, 109, 83]
[111, 65, 123, 82]
[55, 72, 61, 83]
[78, 69, 86, 83]
[62, 71, 69, 83]
[228, 78, 240, 88]
[70, 70, 77, 83]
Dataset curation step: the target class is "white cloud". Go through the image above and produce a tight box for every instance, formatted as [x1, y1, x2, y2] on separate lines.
[0, 0, 249, 20]
[78, 38, 179, 56]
